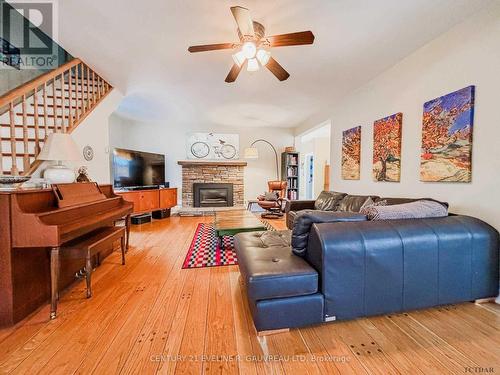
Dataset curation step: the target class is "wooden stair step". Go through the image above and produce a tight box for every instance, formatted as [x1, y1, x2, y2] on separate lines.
[0, 152, 36, 157]
[0, 123, 57, 129]
[66, 81, 104, 86]
[47, 95, 94, 99]
[17, 113, 71, 118]
[55, 88, 95, 94]
[31, 103, 84, 109]
[1, 136, 42, 142]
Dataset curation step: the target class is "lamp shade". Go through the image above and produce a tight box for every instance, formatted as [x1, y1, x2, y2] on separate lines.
[232, 50, 246, 67]
[256, 49, 271, 66]
[244, 147, 259, 159]
[246, 58, 259, 72]
[37, 133, 82, 161]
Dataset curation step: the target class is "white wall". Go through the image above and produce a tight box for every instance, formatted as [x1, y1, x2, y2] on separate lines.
[109, 117, 295, 204]
[313, 137, 330, 197]
[70, 90, 123, 183]
[325, 5, 500, 230]
[33, 90, 123, 183]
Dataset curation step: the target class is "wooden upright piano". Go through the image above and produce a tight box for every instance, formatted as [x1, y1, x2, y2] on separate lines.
[0, 183, 133, 326]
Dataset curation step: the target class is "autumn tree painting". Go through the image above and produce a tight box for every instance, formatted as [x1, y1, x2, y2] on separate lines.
[342, 126, 361, 179]
[372, 113, 402, 182]
[420, 86, 474, 182]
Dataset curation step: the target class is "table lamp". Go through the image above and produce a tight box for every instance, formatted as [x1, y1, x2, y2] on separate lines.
[37, 133, 82, 183]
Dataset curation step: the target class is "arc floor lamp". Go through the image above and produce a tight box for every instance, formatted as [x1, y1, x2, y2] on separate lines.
[244, 139, 280, 180]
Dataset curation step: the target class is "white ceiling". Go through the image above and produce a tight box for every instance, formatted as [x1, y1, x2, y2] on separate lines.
[55, 0, 492, 128]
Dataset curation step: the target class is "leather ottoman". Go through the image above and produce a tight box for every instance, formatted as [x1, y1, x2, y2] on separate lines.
[234, 230, 324, 333]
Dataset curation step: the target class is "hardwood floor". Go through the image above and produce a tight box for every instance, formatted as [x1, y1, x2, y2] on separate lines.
[0, 215, 499, 374]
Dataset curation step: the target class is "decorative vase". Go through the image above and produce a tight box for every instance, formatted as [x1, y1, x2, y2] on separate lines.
[43, 162, 76, 183]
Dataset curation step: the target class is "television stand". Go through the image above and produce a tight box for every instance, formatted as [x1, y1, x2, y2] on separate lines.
[123, 185, 159, 191]
[115, 188, 177, 214]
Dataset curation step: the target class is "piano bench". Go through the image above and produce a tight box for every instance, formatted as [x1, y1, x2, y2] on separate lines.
[50, 226, 126, 320]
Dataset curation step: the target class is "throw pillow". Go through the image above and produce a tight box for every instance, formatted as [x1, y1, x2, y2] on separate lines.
[360, 200, 387, 219]
[264, 191, 279, 201]
[359, 198, 387, 213]
[362, 200, 448, 220]
[314, 191, 346, 211]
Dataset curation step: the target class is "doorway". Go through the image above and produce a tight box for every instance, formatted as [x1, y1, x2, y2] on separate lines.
[296, 121, 331, 200]
[305, 153, 314, 199]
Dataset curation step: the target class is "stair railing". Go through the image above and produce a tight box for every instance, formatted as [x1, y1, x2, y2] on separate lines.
[0, 58, 112, 176]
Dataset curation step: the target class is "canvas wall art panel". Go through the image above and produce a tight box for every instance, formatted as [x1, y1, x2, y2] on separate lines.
[372, 112, 402, 182]
[420, 86, 475, 182]
[342, 126, 361, 180]
[187, 133, 239, 160]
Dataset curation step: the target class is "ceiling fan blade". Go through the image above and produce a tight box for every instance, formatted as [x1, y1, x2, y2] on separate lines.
[266, 31, 315, 47]
[225, 63, 244, 83]
[230, 6, 254, 38]
[188, 43, 237, 53]
[266, 57, 290, 81]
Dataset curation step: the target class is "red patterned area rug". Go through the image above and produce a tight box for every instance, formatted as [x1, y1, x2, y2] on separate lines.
[182, 222, 274, 269]
[182, 223, 237, 269]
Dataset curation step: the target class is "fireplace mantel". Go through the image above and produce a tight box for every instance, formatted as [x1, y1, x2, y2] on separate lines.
[177, 160, 247, 167]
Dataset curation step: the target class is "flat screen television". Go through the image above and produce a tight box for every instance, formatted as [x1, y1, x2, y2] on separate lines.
[112, 148, 165, 189]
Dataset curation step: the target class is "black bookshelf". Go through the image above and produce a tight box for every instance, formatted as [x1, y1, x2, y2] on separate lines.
[281, 151, 299, 200]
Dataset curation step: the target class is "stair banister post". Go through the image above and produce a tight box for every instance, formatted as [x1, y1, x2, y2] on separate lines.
[51, 78, 58, 133]
[86, 65, 91, 110]
[33, 87, 40, 154]
[21, 94, 29, 172]
[60, 73, 66, 133]
[92, 71, 96, 107]
[75, 64, 80, 122]
[79, 64, 84, 114]
[43, 82, 49, 136]
[68, 67, 73, 130]
[8, 102, 18, 175]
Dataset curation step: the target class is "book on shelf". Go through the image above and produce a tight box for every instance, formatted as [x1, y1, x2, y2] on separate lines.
[286, 166, 298, 177]
[286, 154, 298, 165]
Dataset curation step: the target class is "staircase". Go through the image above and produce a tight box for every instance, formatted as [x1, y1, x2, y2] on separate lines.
[0, 58, 112, 176]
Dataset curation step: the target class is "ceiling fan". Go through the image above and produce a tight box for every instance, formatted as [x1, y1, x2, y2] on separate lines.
[188, 6, 315, 83]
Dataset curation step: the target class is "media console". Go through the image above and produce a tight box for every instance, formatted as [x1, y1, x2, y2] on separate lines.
[115, 187, 177, 215]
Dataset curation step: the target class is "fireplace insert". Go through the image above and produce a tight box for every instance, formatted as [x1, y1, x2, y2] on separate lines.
[193, 183, 233, 207]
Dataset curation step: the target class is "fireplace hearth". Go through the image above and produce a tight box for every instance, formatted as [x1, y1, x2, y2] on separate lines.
[193, 183, 233, 207]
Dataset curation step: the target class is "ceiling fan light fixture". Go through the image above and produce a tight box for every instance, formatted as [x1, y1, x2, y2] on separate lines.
[232, 50, 246, 67]
[187, 6, 315, 82]
[256, 49, 271, 66]
[242, 41, 257, 59]
[247, 58, 259, 72]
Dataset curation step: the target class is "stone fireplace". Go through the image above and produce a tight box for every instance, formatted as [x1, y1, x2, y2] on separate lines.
[178, 160, 247, 207]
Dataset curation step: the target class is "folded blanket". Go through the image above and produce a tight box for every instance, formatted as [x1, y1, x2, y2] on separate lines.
[360, 200, 448, 220]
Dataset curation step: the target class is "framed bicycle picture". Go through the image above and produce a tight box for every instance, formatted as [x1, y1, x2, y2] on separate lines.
[186, 133, 240, 160]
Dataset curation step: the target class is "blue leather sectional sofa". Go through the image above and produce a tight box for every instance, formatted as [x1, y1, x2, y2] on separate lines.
[234, 194, 499, 332]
